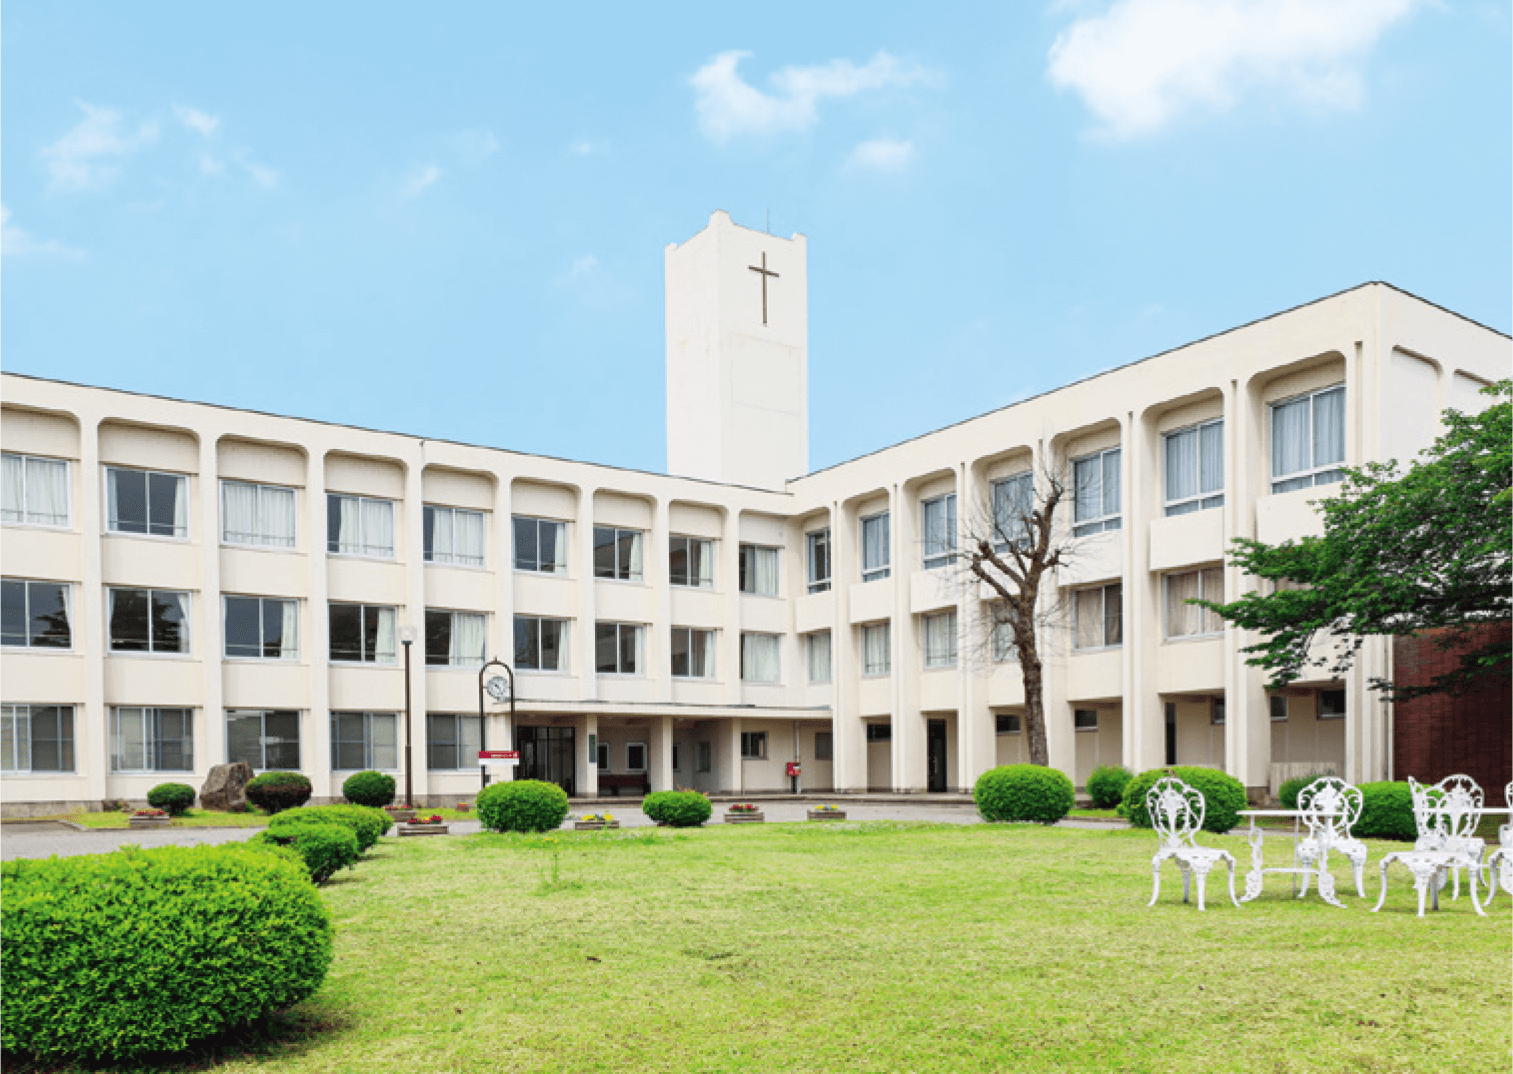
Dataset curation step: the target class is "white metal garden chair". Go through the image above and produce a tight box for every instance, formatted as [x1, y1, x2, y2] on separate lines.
[1483, 781, 1512, 904]
[1293, 777, 1368, 900]
[1373, 776, 1487, 917]
[1146, 776, 1240, 911]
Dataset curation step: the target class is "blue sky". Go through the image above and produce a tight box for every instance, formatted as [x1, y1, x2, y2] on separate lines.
[4, 1, 1509, 475]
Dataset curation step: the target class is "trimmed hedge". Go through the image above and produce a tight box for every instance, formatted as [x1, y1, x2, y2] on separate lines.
[1120, 767, 1248, 834]
[273, 804, 390, 852]
[1279, 772, 1335, 810]
[974, 765, 1075, 824]
[146, 782, 196, 816]
[245, 771, 313, 814]
[341, 770, 397, 809]
[477, 780, 570, 833]
[1085, 765, 1133, 810]
[1355, 781, 1417, 841]
[257, 820, 360, 884]
[1, 842, 332, 1062]
[642, 791, 712, 828]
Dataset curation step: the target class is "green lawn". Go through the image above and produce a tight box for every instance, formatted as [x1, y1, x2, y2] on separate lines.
[11, 821, 1509, 1073]
[54, 806, 479, 829]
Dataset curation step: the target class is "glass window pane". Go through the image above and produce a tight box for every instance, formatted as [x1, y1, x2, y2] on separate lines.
[593, 527, 617, 578]
[619, 625, 639, 674]
[595, 622, 618, 673]
[111, 468, 149, 533]
[371, 715, 398, 769]
[151, 590, 187, 653]
[227, 711, 264, 768]
[425, 609, 452, 667]
[514, 517, 537, 570]
[1165, 429, 1197, 504]
[148, 473, 182, 537]
[29, 580, 69, 648]
[539, 619, 563, 670]
[329, 604, 363, 662]
[2, 580, 28, 646]
[224, 597, 262, 658]
[1102, 451, 1121, 517]
[1199, 422, 1224, 494]
[514, 617, 539, 669]
[1272, 397, 1310, 480]
[537, 520, 560, 573]
[110, 589, 151, 652]
[1313, 387, 1345, 467]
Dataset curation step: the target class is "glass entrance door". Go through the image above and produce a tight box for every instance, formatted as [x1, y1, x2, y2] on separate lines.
[517, 725, 576, 797]
[927, 719, 948, 793]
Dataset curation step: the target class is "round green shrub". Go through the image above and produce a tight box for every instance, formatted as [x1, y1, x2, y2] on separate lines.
[341, 770, 396, 808]
[146, 782, 196, 816]
[974, 765, 1075, 824]
[1355, 781, 1417, 840]
[258, 820, 360, 884]
[1120, 767, 1248, 834]
[244, 771, 313, 814]
[1279, 772, 1335, 810]
[1085, 764, 1133, 810]
[1, 842, 332, 1062]
[642, 790, 711, 828]
[477, 779, 570, 833]
[273, 804, 389, 852]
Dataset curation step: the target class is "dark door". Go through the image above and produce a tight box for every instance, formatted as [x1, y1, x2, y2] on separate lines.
[927, 719, 948, 792]
[517, 726, 576, 796]
[1164, 703, 1177, 766]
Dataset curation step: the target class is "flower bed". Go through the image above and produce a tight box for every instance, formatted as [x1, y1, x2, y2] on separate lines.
[397, 814, 449, 837]
[574, 812, 620, 831]
[807, 805, 847, 821]
[724, 803, 765, 824]
[384, 805, 418, 822]
[128, 809, 171, 829]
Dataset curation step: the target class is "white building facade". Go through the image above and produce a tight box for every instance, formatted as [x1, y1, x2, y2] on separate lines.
[3, 211, 1508, 815]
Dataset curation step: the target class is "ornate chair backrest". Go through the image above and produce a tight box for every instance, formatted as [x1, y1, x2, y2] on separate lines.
[1503, 781, 1513, 848]
[1431, 774, 1483, 843]
[1297, 777, 1362, 841]
[1408, 777, 1438, 843]
[1147, 777, 1205, 848]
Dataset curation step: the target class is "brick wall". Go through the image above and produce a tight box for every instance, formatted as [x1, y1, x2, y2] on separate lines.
[1392, 622, 1512, 794]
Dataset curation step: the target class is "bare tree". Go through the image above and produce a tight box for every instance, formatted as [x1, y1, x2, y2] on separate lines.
[955, 466, 1077, 767]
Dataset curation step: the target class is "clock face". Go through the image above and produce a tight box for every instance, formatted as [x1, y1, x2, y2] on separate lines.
[485, 676, 510, 702]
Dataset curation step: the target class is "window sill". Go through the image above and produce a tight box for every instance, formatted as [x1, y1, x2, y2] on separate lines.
[738, 592, 782, 600]
[329, 660, 399, 668]
[861, 671, 892, 679]
[669, 583, 717, 592]
[861, 574, 891, 584]
[514, 567, 570, 578]
[806, 584, 833, 595]
[1, 770, 81, 777]
[671, 676, 720, 683]
[596, 672, 646, 679]
[740, 680, 782, 687]
[1162, 633, 1224, 645]
[221, 541, 301, 555]
[2, 646, 79, 656]
[105, 531, 192, 544]
[327, 552, 398, 563]
[106, 651, 197, 661]
[923, 663, 958, 672]
[224, 656, 303, 665]
[1071, 646, 1122, 655]
[516, 667, 571, 676]
[593, 576, 647, 586]
[426, 560, 489, 572]
[2, 521, 74, 533]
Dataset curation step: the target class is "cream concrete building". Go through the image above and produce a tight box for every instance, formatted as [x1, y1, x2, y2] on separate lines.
[3, 210, 1508, 815]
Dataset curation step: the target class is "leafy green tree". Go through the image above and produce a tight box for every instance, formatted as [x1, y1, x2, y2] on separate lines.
[1203, 381, 1510, 699]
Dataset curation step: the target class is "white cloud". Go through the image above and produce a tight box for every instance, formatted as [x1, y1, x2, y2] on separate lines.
[552, 254, 636, 310]
[39, 101, 159, 190]
[237, 153, 281, 190]
[849, 137, 915, 171]
[173, 104, 220, 137]
[554, 254, 600, 284]
[198, 152, 227, 177]
[1, 204, 84, 259]
[1047, 0, 1422, 139]
[455, 129, 499, 162]
[570, 139, 602, 156]
[399, 164, 443, 199]
[690, 50, 930, 143]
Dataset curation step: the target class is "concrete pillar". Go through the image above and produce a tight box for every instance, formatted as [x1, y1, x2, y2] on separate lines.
[402, 454, 429, 802]
[80, 413, 108, 804]
[650, 714, 673, 791]
[308, 450, 333, 801]
[892, 483, 926, 792]
[956, 460, 990, 791]
[199, 434, 226, 786]
[833, 498, 867, 792]
[1226, 378, 1269, 799]
[578, 487, 600, 703]
[725, 716, 743, 795]
[1124, 411, 1163, 776]
[582, 713, 598, 797]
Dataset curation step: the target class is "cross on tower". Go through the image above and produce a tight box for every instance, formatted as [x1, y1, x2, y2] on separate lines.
[748, 251, 779, 326]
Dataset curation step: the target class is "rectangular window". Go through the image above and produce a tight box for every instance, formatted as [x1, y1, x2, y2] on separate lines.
[1165, 568, 1225, 639]
[740, 731, 767, 759]
[861, 622, 891, 676]
[990, 610, 1018, 664]
[327, 494, 395, 558]
[1211, 698, 1226, 726]
[1, 704, 75, 773]
[424, 505, 485, 567]
[696, 741, 712, 773]
[2, 453, 70, 527]
[861, 512, 891, 582]
[806, 529, 832, 594]
[331, 711, 398, 770]
[1318, 689, 1346, 720]
[593, 526, 644, 582]
[426, 713, 482, 770]
[107, 467, 187, 538]
[1074, 709, 1099, 732]
[740, 632, 781, 683]
[425, 609, 487, 668]
[514, 616, 568, 672]
[626, 742, 647, 772]
[670, 627, 715, 679]
[109, 587, 189, 654]
[991, 472, 1033, 551]
[223, 596, 298, 659]
[111, 707, 193, 771]
[1072, 447, 1122, 536]
[814, 731, 833, 760]
[1073, 583, 1122, 651]
[669, 535, 714, 588]
[328, 603, 397, 664]
[595, 621, 644, 675]
[866, 723, 892, 742]
[2, 579, 72, 649]
[1270, 695, 1288, 722]
[221, 480, 296, 549]
[738, 544, 780, 596]
[673, 743, 682, 771]
[226, 709, 301, 770]
[1164, 419, 1224, 516]
[921, 493, 957, 569]
[1271, 385, 1346, 493]
[597, 741, 611, 770]
[996, 714, 1022, 735]
[922, 610, 958, 668]
[806, 631, 832, 683]
[513, 516, 567, 574]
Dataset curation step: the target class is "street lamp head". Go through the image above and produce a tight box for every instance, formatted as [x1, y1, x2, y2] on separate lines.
[398, 625, 418, 646]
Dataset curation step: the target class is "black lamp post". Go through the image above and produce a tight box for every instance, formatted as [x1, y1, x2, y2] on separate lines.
[478, 658, 516, 792]
[399, 625, 417, 807]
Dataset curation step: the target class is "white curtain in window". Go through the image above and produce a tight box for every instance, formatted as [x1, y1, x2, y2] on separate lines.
[1075, 590, 1103, 650]
[113, 708, 147, 771]
[371, 714, 398, 769]
[1101, 451, 1121, 517]
[1313, 388, 1345, 467]
[1199, 422, 1224, 494]
[450, 613, 486, 666]
[807, 632, 831, 682]
[335, 496, 360, 554]
[691, 630, 713, 677]
[279, 600, 299, 659]
[994, 474, 1032, 546]
[29, 459, 68, 525]
[3, 707, 29, 771]
[743, 634, 780, 683]
[626, 532, 644, 580]
[924, 612, 957, 666]
[265, 486, 297, 547]
[1, 455, 23, 522]
[862, 516, 890, 575]
[1165, 429, 1197, 503]
[457, 511, 485, 565]
[863, 624, 890, 674]
[431, 508, 456, 562]
[1166, 571, 1201, 637]
[374, 607, 396, 663]
[364, 499, 394, 556]
[693, 540, 713, 586]
[1272, 397, 1310, 478]
[1200, 568, 1225, 635]
[1074, 457, 1101, 522]
[171, 475, 188, 535]
[223, 482, 256, 542]
[107, 468, 123, 530]
[549, 522, 568, 573]
[754, 547, 779, 595]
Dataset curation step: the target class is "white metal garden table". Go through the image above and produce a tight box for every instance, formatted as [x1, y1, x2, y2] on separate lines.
[1236, 809, 1349, 909]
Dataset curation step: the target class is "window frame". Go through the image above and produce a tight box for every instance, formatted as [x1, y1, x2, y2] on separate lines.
[220, 479, 297, 549]
[1073, 709, 1099, 733]
[225, 708, 301, 771]
[424, 504, 486, 568]
[814, 731, 833, 760]
[990, 472, 1033, 552]
[1072, 582, 1122, 652]
[105, 466, 189, 540]
[1210, 698, 1226, 726]
[2, 578, 73, 650]
[865, 723, 892, 743]
[806, 630, 832, 684]
[668, 535, 715, 589]
[1269, 695, 1289, 723]
[329, 711, 399, 771]
[425, 712, 482, 771]
[738, 543, 781, 597]
[860, 512, 891, 582]
[739, 631, 782, 684]
[1162, 418, 1224, 516]
[806, 528, 832, 593]
[327, 602, 398, 665]
[326, 493, 396, 559]
[108, 586, 191, 656]
[513, 515, 569, 575]
[110, 706, 194, 772]
[1, 704, 75, 773]
[1163, 567, 1225, 641]
[921, 609, 958, 669]
[989, 609, 1018, 664]
[920, 492, 957, 570]
[669, 626, 716, 680]
[222, 594, 298, 661]
[996, 713, 1022, 735]
[514, 615, 568, 673]
[593, 525, 645, 583]
[1071, 447, 1122, 537]
[1270, 385, 1347, 494]
[625, 741, 648, 773]
[594, 621, 645, 676]
[861, 621, 892, 677]
[2, 452, 71, 529]
[597, 741, 611, 771]
[424, 608, 487, 669]
[1318, 688, 1346, 720]
[740, 731, 767, 759]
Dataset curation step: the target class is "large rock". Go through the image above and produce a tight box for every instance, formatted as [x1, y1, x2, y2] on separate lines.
[200, 762, 254, 812]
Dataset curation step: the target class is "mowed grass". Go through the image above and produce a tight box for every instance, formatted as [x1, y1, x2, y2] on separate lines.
[15, 821, 1512, 1074]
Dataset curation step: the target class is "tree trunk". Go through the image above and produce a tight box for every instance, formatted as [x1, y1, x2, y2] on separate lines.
[1019, 641, 1049, 767]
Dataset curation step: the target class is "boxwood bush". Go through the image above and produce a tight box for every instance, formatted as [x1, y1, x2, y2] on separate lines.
[273, 804, 390, 851]
[477, 779, 570, 833]
[341, 770, 397, 808]
[1085, 764, 1133, 810]
[1120, 766, 1248, 834]
[1279, 772, 1335, 810]
[1, 842, 332, 1062]
[974, 765, 1075, 824]
[257, 820, 360, 884]
[244, 771, 313, 814]
[1355, 781, 1417, 840]
[642, 790, 711, 828]
[146, 782, 196, 816]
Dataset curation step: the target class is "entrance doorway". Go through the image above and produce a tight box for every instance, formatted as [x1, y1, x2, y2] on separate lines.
[927, 719, 948, 792]
[518, 726, 576, 796]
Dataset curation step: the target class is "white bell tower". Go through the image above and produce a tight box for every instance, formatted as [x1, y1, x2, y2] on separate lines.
[665, 210, 809, 490]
